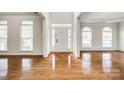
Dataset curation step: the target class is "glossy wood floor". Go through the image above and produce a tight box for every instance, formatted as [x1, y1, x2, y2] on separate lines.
[0, 51, 124, 80]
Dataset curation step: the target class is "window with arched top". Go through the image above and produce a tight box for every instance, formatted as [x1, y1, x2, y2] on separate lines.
[102, 27, 112, 48]
[82, 27, 92, 48]
[82, 27, 92, 32]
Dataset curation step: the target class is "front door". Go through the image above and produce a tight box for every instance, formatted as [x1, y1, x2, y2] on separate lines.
[52, 28, 71, 52]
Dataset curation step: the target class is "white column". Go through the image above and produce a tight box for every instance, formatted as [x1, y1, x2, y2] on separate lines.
[42, 13, 50, 57]
[73, 13, 81, 57]
[77, 19, 81, 57]
[43, 19, 47, 57]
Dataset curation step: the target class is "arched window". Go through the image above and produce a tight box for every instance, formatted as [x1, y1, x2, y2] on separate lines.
[82, 27, 92, 48]
[102, 27, 112, 48]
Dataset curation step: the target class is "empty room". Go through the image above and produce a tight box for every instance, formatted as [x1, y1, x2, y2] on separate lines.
[0, 12, 124, 80]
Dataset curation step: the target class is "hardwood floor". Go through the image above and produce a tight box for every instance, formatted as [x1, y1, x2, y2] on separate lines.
[0, 51, 124, 80]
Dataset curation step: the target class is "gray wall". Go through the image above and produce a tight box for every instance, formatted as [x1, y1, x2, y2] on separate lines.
[0, 14, 43, 55]
[80, 23, 118, 51]
[118, 22, 124, 51]
[50, 12, 73, 24]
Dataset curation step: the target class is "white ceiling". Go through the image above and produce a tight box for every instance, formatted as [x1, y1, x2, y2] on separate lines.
[79, 12, 124, 23]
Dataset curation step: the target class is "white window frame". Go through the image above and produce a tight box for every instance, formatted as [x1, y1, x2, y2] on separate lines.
[82, 27, 92, 48]
[20, 21, 33, 51]
[102, 27, 112, 48]
[0, 21, 8, 51]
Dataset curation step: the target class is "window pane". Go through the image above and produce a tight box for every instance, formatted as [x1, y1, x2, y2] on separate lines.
[0, 31, 6, 37]
[82, 32, 91, 41]
[103, 27, 112, 48]
[103, 41, 112, 47]
[21, 21, 33, 51]
[0, 26, 7, 38]
[103, 27, 112, 32]
[103, 32, 112, 40]
[82, 27, 92, 48]
[22, 21, 33, 25]
[21, 26, 33, 38]
[0, 25, 7, 51]
[82, 27, 91, 31]
[21, 38, 33, 51]
[82, 40, 91, 48]
[0, 38, 7, 50]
